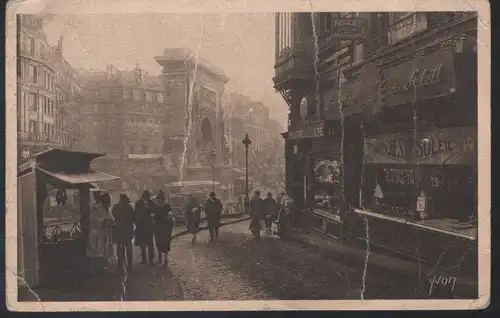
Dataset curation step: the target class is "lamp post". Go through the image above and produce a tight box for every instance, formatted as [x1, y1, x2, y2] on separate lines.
[242, 133, 252, 213]
[211, 148, 216, 193]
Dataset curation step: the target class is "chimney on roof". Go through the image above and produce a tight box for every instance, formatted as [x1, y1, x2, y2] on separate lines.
[55, 36, 63, 58]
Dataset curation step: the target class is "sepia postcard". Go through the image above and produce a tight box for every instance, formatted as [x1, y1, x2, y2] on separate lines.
[5, 0, 491, 312]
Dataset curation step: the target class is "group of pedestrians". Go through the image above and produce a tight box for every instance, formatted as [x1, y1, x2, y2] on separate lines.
[184, 192, 224, 245]
[248, 190, 292, 240]
[86, 188, 226, 272]
[86, 189, 175, 272]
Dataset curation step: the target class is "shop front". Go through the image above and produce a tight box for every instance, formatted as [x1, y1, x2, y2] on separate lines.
[347, 42, 478, 280]
[308, 121, 344, 239]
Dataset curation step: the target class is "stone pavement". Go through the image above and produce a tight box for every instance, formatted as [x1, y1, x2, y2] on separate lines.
[121, 214, 249, 301]
[167, 220, 458, 300]
[20, 214, 249, 302]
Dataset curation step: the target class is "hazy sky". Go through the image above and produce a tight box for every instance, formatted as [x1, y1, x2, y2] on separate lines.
[41, 13, 288, 126]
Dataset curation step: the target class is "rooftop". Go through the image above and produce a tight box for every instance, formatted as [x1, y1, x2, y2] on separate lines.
[155, 48, 229, 83]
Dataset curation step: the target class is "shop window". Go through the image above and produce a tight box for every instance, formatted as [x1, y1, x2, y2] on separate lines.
[28, 64, 38, 84]
[157, 92, 164, 103]
[353, 42, 364, 64]
[132, 89, 141, 100]
[27, 37, 35, 55]
[28, 93, 37, 111]
[145, 91, 153, 102]
[388, 12, 428, 45]
[362, 165, 476, 221]
[29, 121, 37, 133]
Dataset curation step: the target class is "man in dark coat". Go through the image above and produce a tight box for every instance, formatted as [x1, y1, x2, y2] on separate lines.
[205, 192, 223, 242]
[134, 190, 155, 264]
[249, 190, 265, 240]
[111, 194, 135, 271]
[185, 194, 201, 245]
[263, 192, 279, 235]
[153, 191, 174, 266]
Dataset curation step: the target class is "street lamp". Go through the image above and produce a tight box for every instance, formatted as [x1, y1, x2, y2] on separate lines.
[242, 133, 252, 213]
[211, 148, 216, 193]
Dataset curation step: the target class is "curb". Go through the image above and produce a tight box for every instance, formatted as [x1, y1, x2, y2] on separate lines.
[284, 228, 478, 296]
[171, 215, 251, 240]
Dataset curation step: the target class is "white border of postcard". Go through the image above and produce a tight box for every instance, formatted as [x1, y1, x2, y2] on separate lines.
[5, 0, 491, 311]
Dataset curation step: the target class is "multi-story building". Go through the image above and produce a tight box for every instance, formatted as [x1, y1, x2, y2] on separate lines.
[274, 12, 477, 279]
[17, 15, 61, 160]
[52, 37, 84, 151]
[77, 65, 169, 192]
[223, 93, 271, 166]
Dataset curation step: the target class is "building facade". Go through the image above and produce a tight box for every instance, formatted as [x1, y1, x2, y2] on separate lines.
[17, 15, 81, 161]
[223, 93, 271, 167]
[77, 65, 170, 192]
[275, 12, 477, 278]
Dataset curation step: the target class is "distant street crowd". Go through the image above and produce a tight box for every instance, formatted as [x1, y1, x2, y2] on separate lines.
[85, 187, 293, 272]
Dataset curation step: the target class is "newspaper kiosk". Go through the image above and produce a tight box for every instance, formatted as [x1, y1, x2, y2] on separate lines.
[17, 148, 118, 290]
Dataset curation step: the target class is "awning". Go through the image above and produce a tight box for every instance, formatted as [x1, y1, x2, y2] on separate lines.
[37, 167, 119, 185]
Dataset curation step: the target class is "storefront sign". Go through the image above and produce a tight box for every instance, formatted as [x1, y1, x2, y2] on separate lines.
[383, 167, 422, 185]
[288, 121, 324, 140]
[381, 46, 455, 108]
[332, 18, 365, 39]
[364, 126, 476, 165]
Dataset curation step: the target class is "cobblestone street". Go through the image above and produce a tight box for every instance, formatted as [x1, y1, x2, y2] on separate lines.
[167, 220, 429, 300]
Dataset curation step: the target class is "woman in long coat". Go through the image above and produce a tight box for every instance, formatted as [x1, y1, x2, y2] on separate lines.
[153, 191, 174, 266]
[86, 191, 110, 272]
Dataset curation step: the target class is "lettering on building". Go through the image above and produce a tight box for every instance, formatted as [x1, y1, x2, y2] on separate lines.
[391, 64, 443, 94]
[413, 136, 457, 161]
[384, 168, 422, 185]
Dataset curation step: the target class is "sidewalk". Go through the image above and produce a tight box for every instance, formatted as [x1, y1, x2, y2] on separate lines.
[123, 213, 250, 301]
[286, 227, 478, 298]
[20, 214, 250, 302]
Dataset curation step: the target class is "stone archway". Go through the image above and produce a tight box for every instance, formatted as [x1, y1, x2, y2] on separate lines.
[201, 117, 214, 145]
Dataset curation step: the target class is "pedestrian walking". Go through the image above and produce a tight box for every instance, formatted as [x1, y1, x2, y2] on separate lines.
[205, 192, 223, 242]
[153, 191, 174, 266]
[249, 190, 265, 240]
[101, 192, 114, 262]
[86, 191, 109, 272]
[185, 194, 201, 245]
[263, 192, 279, 235]
[134, 190, 155, 265]
[111, 194, 135, 271]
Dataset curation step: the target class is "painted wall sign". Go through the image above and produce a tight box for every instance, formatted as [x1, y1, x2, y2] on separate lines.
[381, 46, 456, 108]
[288, 121, 324, 140]
[364, 126, 476, 165]
[332, 18, 365, 39]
